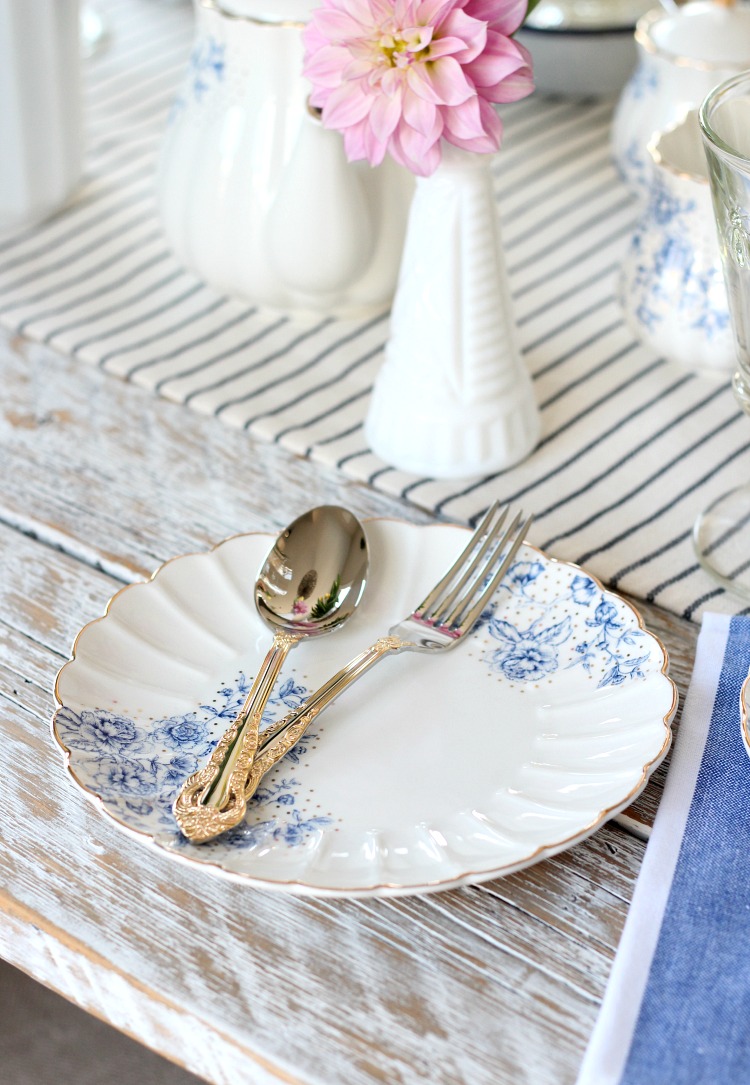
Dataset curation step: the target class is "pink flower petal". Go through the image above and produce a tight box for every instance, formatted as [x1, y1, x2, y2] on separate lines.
[426, 35, 473, 60]
[420, 56, 474, 105]
[395, 126, 443, 175]
[403, 88, 442, 139]
[313, 7, 369, 42]
[440, 94, 485, 140]
[342, 117, 371, 162]
[438, 10, 487, 63]
[303, 44, 352, 87]
[416, 0, 461, 30]
[323, 82, 374, 128]
[406, 64, 442, 104]
[477, 39, 534, 102]
[465, 0, 527, 36]
[365, 125, 390, 165]
[465, 32, 525, 89]
[370, 87, 404, 141]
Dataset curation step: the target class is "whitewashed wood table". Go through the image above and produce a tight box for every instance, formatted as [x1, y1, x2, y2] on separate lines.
[0, 320, 699, 1085]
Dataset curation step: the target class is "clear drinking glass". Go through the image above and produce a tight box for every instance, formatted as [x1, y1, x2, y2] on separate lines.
[694, 72, 750, 600]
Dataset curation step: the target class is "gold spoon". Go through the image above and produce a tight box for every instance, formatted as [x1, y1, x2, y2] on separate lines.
[173, 506, 369, 842]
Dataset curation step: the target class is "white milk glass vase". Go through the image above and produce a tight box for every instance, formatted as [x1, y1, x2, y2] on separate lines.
[365, 145, 540, 479]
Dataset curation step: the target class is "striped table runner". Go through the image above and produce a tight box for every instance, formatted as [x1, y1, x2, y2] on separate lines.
[1, 0, 748, 622]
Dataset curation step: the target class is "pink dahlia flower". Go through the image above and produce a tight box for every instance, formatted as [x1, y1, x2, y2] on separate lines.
[302, 0, 534, 176]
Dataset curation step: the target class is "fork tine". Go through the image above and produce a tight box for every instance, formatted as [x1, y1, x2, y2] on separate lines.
[439, 508, 523, 627]
[427, 504, 510, 622]
[417, 500, 501, 616]
[451, 513, 533, 633]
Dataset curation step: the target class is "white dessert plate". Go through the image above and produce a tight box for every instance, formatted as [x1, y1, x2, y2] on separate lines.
[53, 519, 677, 897]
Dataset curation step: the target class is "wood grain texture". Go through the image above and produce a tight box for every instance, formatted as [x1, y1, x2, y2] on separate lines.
[0, 325, 699, 1083]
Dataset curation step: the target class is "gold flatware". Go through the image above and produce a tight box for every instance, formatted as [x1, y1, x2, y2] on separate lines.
[174, 505, 369, 842]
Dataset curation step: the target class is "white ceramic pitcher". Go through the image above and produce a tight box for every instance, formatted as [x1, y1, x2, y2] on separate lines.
[156, 0, 413, 317]
[612, 1, 750, 196]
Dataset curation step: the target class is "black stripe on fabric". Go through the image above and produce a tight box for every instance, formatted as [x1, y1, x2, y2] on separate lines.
[368, 465, 397, 485]
[251, 345, 382, 432]
[89, 55, 187, 113]
[86, 6, 190, 67]
[497, 102, 611, 176]
[4, 228, 164, 320]
[610, 527, 693, 591]
[427, 356, 668, 513]
[531, 317, 623, 378]
[125, 307, 256, 380]
[308, 420, 364, 457]
[644, 507, 750, 605]
[507, 197, 634, 274]
[545, 410, 742, 550]
[500, 149, 612, 214]
[98, 295, 228, 368]
[538, 379, 726, 524]
[682, 587, 727, 621]
[68, 280, 203, 357]
[538, 341, 640, 410]
[0, 155, 156, 259]
[275, 388, 371, 445]
[46, 267, 187, 346]
[505, 179, 620, 253]
[211, 319, 337, 414]
[568, 433, 750, 566]
[610, 464, 750, 594]
[518, 274, 615, 333]
[16, 248, 170, 335]
[699, 503, 750, 559]
[178, 318, 292, 402]
[500, 108, 612, 179]
[85, 28, 191, 98]
[512, 222, 633, 301]
[217, 315, 386, 416]
[498, 133, 612, 202]
[0, 164, 156, 273]
[496, 102, 595, 161]
[651, 560, 701, 601]
[0, 205, 156, 303]
[336, 444, 371, 468]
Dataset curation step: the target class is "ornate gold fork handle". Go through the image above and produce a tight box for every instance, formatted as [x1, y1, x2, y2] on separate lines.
[243, 635, 405, 804]
[173, 630, 300, 842]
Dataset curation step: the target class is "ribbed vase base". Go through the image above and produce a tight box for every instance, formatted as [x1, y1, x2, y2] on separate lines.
[365, 365, 541, 480]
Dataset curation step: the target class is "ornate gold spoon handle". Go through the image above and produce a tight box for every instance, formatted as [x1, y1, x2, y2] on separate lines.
[173, 631, 299, 842]
[243, 635, 404, 802]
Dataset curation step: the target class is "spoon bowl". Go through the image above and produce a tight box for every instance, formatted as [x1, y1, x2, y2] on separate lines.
[173, 505, 368, 841]
[255, 505, 368, 636]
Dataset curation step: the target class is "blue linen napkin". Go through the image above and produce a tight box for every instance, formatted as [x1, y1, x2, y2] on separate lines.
[577, 613, 750, 1085]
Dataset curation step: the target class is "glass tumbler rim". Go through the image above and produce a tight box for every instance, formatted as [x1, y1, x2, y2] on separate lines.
[700, 68, 750, 170]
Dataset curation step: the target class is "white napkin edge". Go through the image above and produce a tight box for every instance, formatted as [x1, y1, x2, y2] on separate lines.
[575, 611, 731, 1085]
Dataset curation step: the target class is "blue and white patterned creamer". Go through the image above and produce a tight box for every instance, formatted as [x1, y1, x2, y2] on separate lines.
[620, 112, 734, 378]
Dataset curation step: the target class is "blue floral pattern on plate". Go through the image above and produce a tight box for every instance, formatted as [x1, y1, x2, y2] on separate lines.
[478, 563, 651, 688]
[55, 674, 333, 849]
